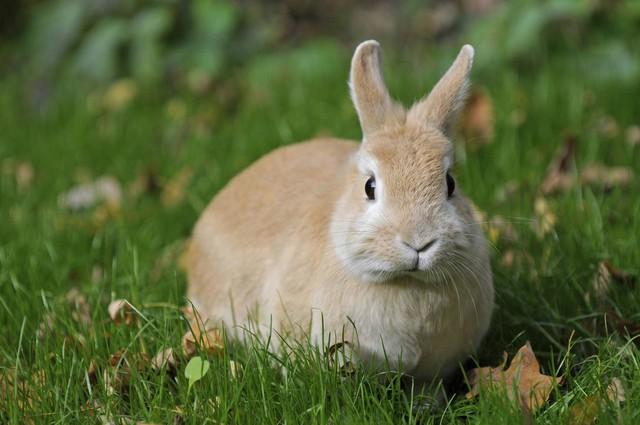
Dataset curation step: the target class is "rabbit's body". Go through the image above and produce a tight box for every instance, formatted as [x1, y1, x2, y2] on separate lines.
[187, 41, 494, 381]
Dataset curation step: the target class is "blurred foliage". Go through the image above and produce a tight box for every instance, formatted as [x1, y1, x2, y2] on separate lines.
[0, 0, 639, 102]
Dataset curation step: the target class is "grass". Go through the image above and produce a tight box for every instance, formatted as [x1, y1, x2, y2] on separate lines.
[1, 39, 639, 424]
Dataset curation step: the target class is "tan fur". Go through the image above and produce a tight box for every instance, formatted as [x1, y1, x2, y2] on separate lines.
[187, 41, 494, 382]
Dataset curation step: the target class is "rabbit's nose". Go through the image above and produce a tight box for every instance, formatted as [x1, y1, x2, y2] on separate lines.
[402, 239, 437, 253]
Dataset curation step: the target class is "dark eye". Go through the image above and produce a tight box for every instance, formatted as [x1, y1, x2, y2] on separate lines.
[446, 172, 455, 198]
[365, 176, 376, 200]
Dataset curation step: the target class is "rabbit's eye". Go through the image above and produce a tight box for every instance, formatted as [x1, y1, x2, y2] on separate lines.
[365, 176, 376, 200]
[446, 172, 455, 198]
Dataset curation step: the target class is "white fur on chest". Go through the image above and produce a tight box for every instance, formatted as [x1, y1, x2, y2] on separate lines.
[311, 276, 489, 380]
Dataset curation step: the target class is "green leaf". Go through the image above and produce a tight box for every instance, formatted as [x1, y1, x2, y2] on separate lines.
[192, 0, 238, 39]
[130, 7, 172, 81]
[71, 19, 129, 82]
[27, 0, 87, 71]
[185, 356, 210, 393]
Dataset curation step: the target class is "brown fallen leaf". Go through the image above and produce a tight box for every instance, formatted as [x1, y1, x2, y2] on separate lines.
[568, 377, 626, 425]
[460, 88, 494, 146]
[15, 162, 34, 191]
[500, 249, 534, 269]
[604, 310, 640, 337]
[180, 304, 198, 324]
[102, 350, 151, 395]
[103, 79, 137, 112]
[533, 197, 557, 238]
[483, 215, 519, 245]
[36, 311, 57, 340]
[590, 261, 637, 305]
[108, 299, 137, 326]
[625, 125, 640, 147]
[466, 342, 562, 413]
[607, 377, 625, 402]
[0, 367, 47, 412]
[494, 180, 520, 203]
[91, 265, 104, 283]
[161, 167, 193, 208]
[182, 325, 224, 359]
[87, 359, 99, 384]
[172, 406, 185, 425]
[127, 169, 160, 201]
[596, 115, 620, 139]
[579, 163, 633, 190]
[327, 341, 356, 377]
[152, 347, 178, 373]
[540, 133, 577, 195]
[469, 203, 518, 245]
[65, 287, 92, 327]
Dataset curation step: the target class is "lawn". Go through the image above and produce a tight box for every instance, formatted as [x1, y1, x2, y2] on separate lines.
[1, 29, 640, 425]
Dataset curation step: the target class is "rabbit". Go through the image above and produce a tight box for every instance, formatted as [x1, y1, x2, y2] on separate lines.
[185, 40, 494, 382]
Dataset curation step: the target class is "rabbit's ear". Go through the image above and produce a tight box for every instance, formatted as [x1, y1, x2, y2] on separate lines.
[408, 45, 474, 136]
[350, 40, 405, 138]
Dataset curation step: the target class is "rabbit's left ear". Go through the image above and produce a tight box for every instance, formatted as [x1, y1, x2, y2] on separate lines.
[408, 45, 474, 136]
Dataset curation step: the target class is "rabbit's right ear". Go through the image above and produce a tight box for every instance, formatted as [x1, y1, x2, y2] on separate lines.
[349, 40, 405, 139]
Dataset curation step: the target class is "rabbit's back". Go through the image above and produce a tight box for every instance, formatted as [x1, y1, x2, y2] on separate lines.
[186, 138, 357, 329]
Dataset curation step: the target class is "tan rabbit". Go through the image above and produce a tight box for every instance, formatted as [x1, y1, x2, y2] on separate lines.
[186, 40, 494, 382]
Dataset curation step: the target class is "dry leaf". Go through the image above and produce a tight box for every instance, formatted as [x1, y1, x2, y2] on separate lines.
[604, 310, 640, 337]
[579, 163, 633, 190]
[65, 287, 92, 327]
[590, 261, 636, 305]
[460, 88, 494, 146]
[607, 377, 625, 403]
[540, 134, 577, 195]
[596, 115, 619, 139]
[228, 360, 241, 380]
[494, 180, 520, 203]
[152, 348, 178, 373]
[36, 311, 57, 340]
[499, 249, 534, 269]
[625, 125, 640, 147]
[161, 167, 193, 208]
[103, 79, 137, 111]
[59, 176, 122, 210]
[92, 265, 104, 283]
[568, 377, 625, 425]
[466, 342, 562, 412]
[103, 350, 150, 395]
[533, 197, 557, 238]
[180, 304, 198, 324]
[15, 162, 34, 191]
[327, 342, 356, 376]
[108, 299, 136, 326]
[182, 325, 224, 358]
[87, 359, 99, 384]
[483, 215, 518, 245]
[127, 169, 160, 201]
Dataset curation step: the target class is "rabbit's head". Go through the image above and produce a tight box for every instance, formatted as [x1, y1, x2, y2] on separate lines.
[331, 41, 480, 284]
